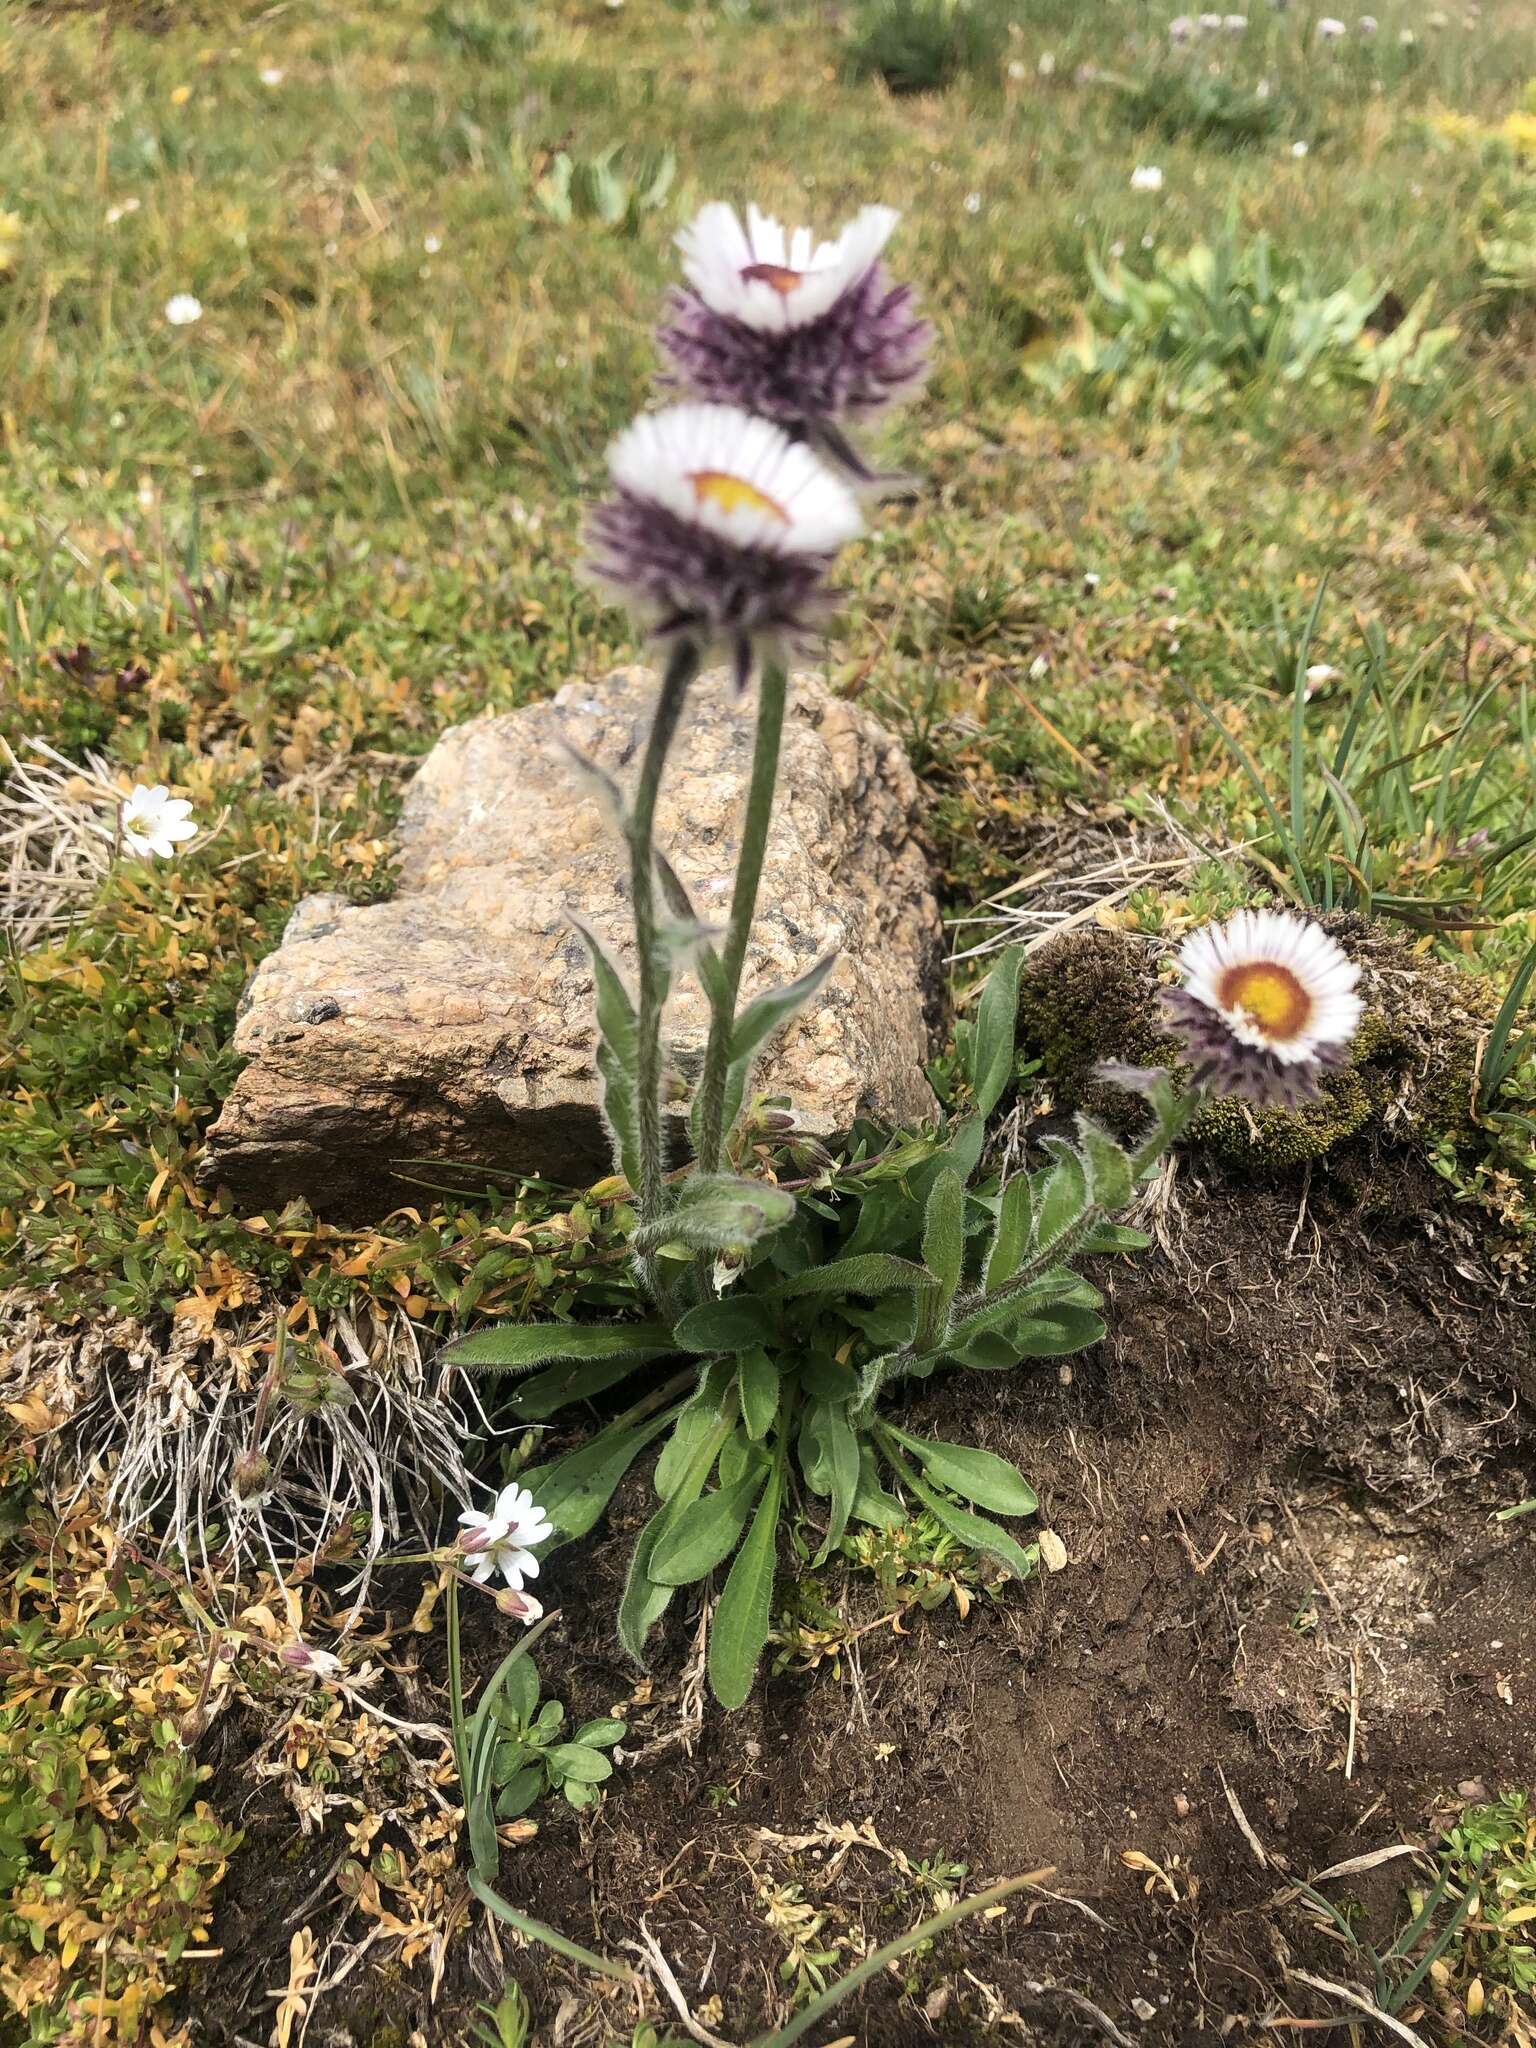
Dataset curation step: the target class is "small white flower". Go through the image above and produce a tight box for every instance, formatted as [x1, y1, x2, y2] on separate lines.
[106, 198, 141, 225]
[1290, 139, 1310, 157]
[1037, 50, 1056, 76]
[1426, 9, 1447, 24]
[1007, 58, 1027, 78]
[1399, 26, 1416, 43]
[120, 783, 197, 859]
[1109, 239, 1126, 259]
[1028, 654, 1050, 680]
[259, 65, 285, 85]
[676, 200, 898, 335]
[963, 191, 982, 215]
[1198, 11, 1223, 28]
[1316, 16, 1346, 37]
[280, 1640, 344, 1680]
[1169, 14, 1195, 38]
[163, 292, 203, 327]
[1223, 13, 1248, 30]
[1256, 76, 1271, 97]
[1304, 662, 1338, 694]
[1356, 13, 1376, 30]
[1082, 571, 1101, 592]
[458, 1483, 555, 1590]
[1130, 164, 1165, 192]
[423, 233, 442, 254]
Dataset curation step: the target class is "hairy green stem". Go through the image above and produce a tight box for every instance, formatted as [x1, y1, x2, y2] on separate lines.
[695, 658, 789, 1177]
[625, 639, 700, 1301]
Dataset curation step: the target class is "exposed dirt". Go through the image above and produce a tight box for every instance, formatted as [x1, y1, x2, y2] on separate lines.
[191, 1138, 1536, 2047]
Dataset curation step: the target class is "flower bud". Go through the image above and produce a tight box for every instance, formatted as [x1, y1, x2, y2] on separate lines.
[279, 1639, 344, 1680]
[495, 1588, 544, 1624]
[230, 1449, 273, 1508]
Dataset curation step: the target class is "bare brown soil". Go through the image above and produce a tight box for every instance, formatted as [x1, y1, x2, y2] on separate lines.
[193, 1141, 1536, 2048]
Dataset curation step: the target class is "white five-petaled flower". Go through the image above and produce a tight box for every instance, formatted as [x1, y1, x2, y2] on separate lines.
[119, 783, 197, 858]
[607, 404, 863, 559]
[458, 1483, 554, 1590]
[675, 201, 898, 334]
[164, 292, 203, 327]
[1166, 909, 1362, 1105]
[1130, 165, 1165, 192]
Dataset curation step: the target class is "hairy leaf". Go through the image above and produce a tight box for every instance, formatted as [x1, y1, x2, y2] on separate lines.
[737, 1348, 780, 1441]
[446, 1321, 675, 1373]
[984, 1171, 1034, 1292]
[708, 1453, 785, 1710]
[649, 1460, 767, 1585]
[966, 944, 1026, 1117]
[1077, 1115, 1133, 1211]
[883, 1425, 1038, 1516]
[570, 914, 645, 1193]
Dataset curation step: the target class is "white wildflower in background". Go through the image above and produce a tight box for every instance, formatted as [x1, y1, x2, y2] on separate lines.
[1169, 14, 1194, 39]
[1163, 909, 1362, 1106]
[1223, 14, 1248, 31]
[1356, 14, 1377, 30]
[1199, 11, 1223, 28]
[259, 65, 285, 86]
[106, 198, 140, 226]
[119, 784, 197, 858]
[163, 293, 202, 327]
[1291, 139, 1310, 157]
[964, 191, 982, 215]
[1008, 58, 1027, 78]
[423, 232, 442, 254]
[1083, 571, 1101, 592]
[1304, 662, 1339, 692]
[1037, 51, 1056, 75]
[458, 1483, 554, 1590]
[1130, 164, 1165, 192]
[1316, 16, 1346, 37]
[1400, 27, 1416, 44]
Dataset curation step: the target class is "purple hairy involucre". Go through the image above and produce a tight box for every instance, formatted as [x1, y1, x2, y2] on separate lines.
[655, 265, 932, 430]
[585, 490, 838, 686]
[1160, 989, 1344, 1108]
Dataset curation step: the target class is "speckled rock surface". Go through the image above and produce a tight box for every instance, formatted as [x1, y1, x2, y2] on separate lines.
[203, 667, 942, 1211]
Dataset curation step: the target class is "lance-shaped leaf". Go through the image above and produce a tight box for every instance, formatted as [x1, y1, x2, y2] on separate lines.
[653, 845, 729, 1011]
[769, 1253, 930, 1301]
[916, 1166, 966, 1348]
[445, 1319, 676, 1373]
[964, 944, 1026, 1117]
[1076, 1115, 1133, 1212]
[984, 1172, 1034, 1292]
[570, 913, 644, 1194]
[708, 1450, 785, 1710]
[691, 950, 838, 1153]
[1033, 1139, 1090, 1254]
[524, 1409, 678, 1544]
[882, 1424, 1038, 1517]
[736, 1348, 781, 1440]
[649, 1454, 768, 1586]
[880, 1437, 1039, 1582]
[631, 1173, 795, 1257]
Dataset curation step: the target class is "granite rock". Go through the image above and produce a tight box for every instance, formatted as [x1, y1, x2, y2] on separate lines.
[203, 667, 942, 1210]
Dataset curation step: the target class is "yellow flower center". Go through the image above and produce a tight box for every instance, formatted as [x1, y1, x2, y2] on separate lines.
[740, 261, 805, 296]
[1217, 961, 1311, 1041]
[688, 470, 789, 524]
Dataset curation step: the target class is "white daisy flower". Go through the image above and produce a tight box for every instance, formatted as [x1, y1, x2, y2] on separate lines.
[164, 293, 203, 327]
[1130, 164, 1165, 192]
[606, 403, 863, 560]
[458, 1483, 554, 1590]
[675, 200, 898, 334]
[1164, 909, 1362, 1104]
[120, 783, 197, 858]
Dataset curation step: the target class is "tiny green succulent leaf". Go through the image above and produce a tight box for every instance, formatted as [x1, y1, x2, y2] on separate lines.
[446, 1321, 676, 1373]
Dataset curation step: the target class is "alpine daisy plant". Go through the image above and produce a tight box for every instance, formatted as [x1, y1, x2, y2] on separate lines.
[449, 204, 1369, 1712]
